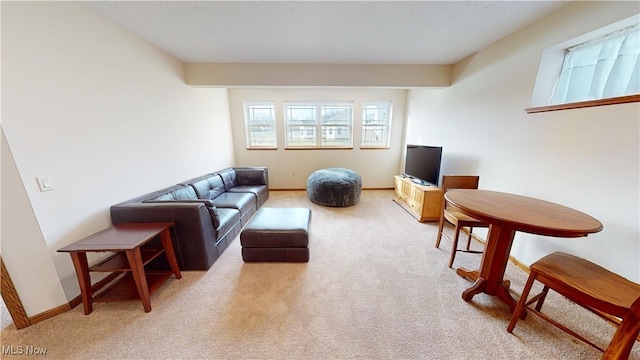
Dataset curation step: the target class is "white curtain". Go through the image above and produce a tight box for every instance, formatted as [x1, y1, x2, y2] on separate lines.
[551, 24, 640, 105]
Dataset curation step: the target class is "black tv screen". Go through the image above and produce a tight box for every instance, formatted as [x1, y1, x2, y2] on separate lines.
[403, 145, 443, 186]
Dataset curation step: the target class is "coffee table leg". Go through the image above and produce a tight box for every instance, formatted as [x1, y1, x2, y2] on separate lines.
[125, 248, 151, 312]
[160, 228, 181, 279]
[69, 252, 92, 315]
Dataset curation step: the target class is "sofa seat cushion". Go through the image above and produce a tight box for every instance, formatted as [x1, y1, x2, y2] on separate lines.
[216, 208, 241, 243]
[227, 185, 269, 206]
[212, 192, 256, 215]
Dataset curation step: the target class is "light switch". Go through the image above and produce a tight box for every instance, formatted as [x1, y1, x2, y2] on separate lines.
[36, 175, 55, 192]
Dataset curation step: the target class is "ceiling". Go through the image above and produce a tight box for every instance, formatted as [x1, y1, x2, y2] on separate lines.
[82, 1, 569, 65]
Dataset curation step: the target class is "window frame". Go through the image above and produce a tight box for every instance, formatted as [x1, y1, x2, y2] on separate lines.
[283, 102, 354, 149]
[244, 101, 278, 149]
[527, 15, 639, 114]
[360, 102, 393, 149]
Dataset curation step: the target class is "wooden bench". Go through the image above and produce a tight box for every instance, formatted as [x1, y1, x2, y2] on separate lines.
[507, 252, 640, 358]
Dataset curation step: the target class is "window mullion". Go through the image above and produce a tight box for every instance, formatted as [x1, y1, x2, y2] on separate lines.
[316, 106, 322, 148]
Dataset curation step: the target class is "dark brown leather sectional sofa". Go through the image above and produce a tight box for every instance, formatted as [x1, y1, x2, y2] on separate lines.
[110, 167, 269, 270]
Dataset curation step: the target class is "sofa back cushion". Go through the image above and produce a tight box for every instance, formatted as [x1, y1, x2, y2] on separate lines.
[143, 185, 221, 229]
[147, 185, 198, 201]
[190, 175, 226, 200]
[217, 169, 238, 191]
[236, 168, 267, 185]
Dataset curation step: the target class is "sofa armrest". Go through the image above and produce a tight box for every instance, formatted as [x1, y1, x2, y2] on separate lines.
[110, 202, 218, 270]
[234, 167, 268, 187]
[110, 202, 216, 234]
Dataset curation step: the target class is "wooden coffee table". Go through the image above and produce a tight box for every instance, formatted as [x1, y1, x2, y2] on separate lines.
[444, 190, 603, 313]
[58, 222, 181, 314]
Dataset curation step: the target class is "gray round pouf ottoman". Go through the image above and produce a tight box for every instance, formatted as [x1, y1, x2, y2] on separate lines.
[307, 168, 362, 207]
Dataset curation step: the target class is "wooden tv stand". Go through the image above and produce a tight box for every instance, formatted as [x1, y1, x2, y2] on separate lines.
[393, 175, 443, 222]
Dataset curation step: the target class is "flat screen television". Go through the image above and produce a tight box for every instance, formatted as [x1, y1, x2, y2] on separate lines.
[403, 145, 443, 186]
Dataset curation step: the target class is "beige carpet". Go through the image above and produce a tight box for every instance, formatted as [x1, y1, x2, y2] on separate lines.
[1, 190, 638, 360]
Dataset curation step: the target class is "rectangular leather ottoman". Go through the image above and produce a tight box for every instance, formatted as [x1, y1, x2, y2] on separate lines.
[240, 207, 311, 262]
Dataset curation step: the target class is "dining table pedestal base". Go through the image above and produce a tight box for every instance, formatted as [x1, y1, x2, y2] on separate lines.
[453, 224, 519, 312]
[456, 267, 517, 311]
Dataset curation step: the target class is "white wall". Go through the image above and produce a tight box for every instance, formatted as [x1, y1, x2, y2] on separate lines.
[405, 1, 640, 281]
[1, 129, 68, 314]
[1, 2, 235, 315]
[228, 88, 407, 189]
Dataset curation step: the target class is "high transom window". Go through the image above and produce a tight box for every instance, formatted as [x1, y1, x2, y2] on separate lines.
[284, 102, 353, 149]
[551, 23, 639, 105]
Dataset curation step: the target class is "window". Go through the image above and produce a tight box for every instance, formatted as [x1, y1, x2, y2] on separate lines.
[361, 102, 392, 148]
[550, 24, 639, 105]
[527, 16, 640, 113]
[244, 101, 277, 149]
[284, 102, 353, 148]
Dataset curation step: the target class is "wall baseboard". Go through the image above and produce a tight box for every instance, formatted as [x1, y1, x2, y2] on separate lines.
[20, 272, 122, 328]
[29, 303, 71, 326]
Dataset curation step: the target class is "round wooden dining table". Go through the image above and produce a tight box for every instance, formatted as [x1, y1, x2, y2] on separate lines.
[444, 189, 603, 313]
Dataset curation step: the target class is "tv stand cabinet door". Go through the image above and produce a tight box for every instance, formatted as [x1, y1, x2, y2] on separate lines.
[416, 186, 442, 221]
[394, 176, 409, 202]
